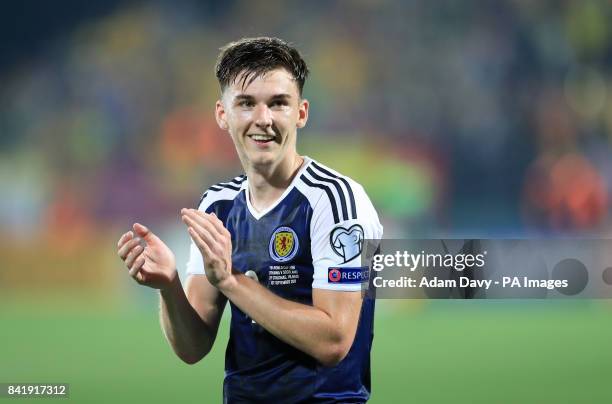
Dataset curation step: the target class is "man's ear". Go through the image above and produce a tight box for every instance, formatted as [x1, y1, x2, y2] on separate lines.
[215, 99, 229, 130]
[296, 98, 309, 128]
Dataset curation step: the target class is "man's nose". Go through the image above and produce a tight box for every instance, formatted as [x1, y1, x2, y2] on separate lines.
[253, 104, 273, 130]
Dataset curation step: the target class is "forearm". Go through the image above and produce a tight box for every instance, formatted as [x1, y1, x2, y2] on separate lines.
[218, 274, 358, 366]
[159, 275, 216, 364]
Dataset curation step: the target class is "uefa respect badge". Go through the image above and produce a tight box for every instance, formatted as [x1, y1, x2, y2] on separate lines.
[328, 267, 369, 284]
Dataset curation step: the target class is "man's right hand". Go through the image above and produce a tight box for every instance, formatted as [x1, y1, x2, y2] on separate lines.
[117, 223, 177, 290]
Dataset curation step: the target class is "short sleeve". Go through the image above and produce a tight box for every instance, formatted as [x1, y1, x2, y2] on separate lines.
[185, 238, 205, 275]
[310, 181, 383, 291]
[184, 194, 211, 276]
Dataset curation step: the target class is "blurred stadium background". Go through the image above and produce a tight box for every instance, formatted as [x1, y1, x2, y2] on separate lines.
[1, 1, 612, 402]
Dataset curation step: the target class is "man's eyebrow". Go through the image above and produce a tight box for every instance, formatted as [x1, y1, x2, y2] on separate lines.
[234, 93, 293, 102]
[270, 94, 292, 100]
[234, 94, 255, 102]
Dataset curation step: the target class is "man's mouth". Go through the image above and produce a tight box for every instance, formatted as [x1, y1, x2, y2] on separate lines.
[248, 134, 276, 144]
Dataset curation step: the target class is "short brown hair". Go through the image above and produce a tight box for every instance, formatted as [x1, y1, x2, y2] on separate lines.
[215, 37, 309, 96]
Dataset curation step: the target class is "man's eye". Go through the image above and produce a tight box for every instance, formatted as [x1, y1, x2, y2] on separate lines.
[270, 100, 287, 108]
[238, 100, 254, 107]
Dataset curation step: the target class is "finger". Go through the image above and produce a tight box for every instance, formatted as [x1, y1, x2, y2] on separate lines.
[117, 231, 134, 248]
[135, 272, 145, 283]
[183, 215, 216, 248]
[129, 256, 145, 278]
[188, 226, 214, 259]
[117, 238, 142, 260]
[133, 223, 154, 242]
[181, 212, 212, 238]
[182, 209, 222, 237]
[117, 231, 132, 248]
[207, 212, 230, 237]
[201, 212, 231, 247]
[125, 245, 143, 268]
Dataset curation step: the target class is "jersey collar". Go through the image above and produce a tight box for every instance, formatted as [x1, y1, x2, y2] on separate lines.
[245, 156, 313, 220]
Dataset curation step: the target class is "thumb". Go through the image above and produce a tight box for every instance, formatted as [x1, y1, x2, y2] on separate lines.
[133, 223, 155, 242]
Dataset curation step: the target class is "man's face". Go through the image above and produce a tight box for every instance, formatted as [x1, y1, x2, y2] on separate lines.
[215, 68, 309, 169]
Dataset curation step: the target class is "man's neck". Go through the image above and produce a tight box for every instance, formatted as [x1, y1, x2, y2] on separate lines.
[247, 154, 305, 213]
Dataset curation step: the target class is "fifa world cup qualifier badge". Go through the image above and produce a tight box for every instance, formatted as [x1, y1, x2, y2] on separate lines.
[269, 226, 300, 262]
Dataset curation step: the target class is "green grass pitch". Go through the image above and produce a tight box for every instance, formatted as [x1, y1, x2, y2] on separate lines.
[1, 300, 611, 403]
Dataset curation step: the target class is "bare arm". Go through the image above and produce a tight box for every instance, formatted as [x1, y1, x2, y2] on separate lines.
[221, 275, 361, 366]
[117, 223, 226, 364]
[159, 274, 227, 364]
[182, 209, 363, 367]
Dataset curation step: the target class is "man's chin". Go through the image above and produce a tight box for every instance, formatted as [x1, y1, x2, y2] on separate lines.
[247, 152, 276, 168]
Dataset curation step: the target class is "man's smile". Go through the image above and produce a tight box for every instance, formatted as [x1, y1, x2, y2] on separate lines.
[247, 133, 278, 145]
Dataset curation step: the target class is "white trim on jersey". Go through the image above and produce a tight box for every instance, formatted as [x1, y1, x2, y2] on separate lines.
[245, 157, 313, 220]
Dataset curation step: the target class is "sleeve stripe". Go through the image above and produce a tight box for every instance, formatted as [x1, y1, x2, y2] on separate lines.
[217, 175, 246, 188]
[310, 162, 357, 220]
[195, 175, 246, 208]
[305, 166, 349, 221]
[300, 174, 340, 224]
[228, 175, 247, 185]
[196, 192, 208, 208]
[215, 183, 241, 191]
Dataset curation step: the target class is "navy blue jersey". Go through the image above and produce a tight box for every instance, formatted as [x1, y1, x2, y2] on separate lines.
[186, 157, 383, 403]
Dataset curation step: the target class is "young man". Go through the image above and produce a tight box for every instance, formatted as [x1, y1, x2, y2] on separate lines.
[117, 37, 383, 403]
